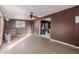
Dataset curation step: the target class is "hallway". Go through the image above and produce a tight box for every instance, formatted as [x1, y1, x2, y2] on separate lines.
[0, 35, 79, 54]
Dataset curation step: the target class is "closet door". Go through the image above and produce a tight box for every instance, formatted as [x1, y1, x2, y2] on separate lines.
[0, 12, 4, 46]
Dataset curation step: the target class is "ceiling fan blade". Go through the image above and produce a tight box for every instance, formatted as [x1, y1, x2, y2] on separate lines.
[29, 12, 39, 19]
[33, 16, 39, 19]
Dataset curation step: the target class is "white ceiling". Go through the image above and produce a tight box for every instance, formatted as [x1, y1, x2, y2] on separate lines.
[0, 5, 76, 20]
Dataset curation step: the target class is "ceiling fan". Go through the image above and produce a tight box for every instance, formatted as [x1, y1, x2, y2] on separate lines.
[29, 12, 39, 19]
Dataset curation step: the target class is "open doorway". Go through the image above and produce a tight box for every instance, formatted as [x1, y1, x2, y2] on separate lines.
[40, 18, 51, 38]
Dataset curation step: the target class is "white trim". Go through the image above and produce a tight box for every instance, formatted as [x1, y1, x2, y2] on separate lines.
[2, 34, 31, 51]
[50, 39, 79, 49]
[34, 35, 79, 49]
[39, 20, 41, 35]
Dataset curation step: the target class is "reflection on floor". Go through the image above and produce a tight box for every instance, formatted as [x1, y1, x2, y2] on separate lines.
[40, 33, 50, 39]
[0, 35, 79, 54]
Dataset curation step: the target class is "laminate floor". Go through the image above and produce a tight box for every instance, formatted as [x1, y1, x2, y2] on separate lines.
[0, 35, 79, 54]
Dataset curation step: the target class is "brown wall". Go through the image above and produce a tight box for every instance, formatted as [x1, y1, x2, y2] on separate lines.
[44, 6, 79, 46]
[51, 8, 75, 45]
[5, 19, 32, 38]
[74, 6, 79, 46]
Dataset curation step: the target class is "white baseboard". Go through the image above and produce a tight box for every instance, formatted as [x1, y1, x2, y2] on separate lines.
[50, 39, 79, 49]
[3, 34, 31, 50]
[34, 34, 79, 49]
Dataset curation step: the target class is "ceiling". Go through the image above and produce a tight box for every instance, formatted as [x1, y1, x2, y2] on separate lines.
[0, 5, 76, 20]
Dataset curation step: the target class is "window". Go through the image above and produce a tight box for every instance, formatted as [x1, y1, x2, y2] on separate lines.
[16, 21, 25, 28]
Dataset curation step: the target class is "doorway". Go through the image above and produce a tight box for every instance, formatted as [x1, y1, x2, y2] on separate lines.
[40, 19, 51, 38]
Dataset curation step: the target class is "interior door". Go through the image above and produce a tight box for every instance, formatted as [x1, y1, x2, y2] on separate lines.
[0, 12, 4, 46]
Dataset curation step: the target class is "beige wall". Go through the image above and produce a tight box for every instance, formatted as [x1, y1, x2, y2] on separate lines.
[0, 11, 4, 46]
[34, 19, 41, 35]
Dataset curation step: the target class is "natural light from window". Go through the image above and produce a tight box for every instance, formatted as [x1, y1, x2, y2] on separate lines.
[16, 21, 25, 28]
